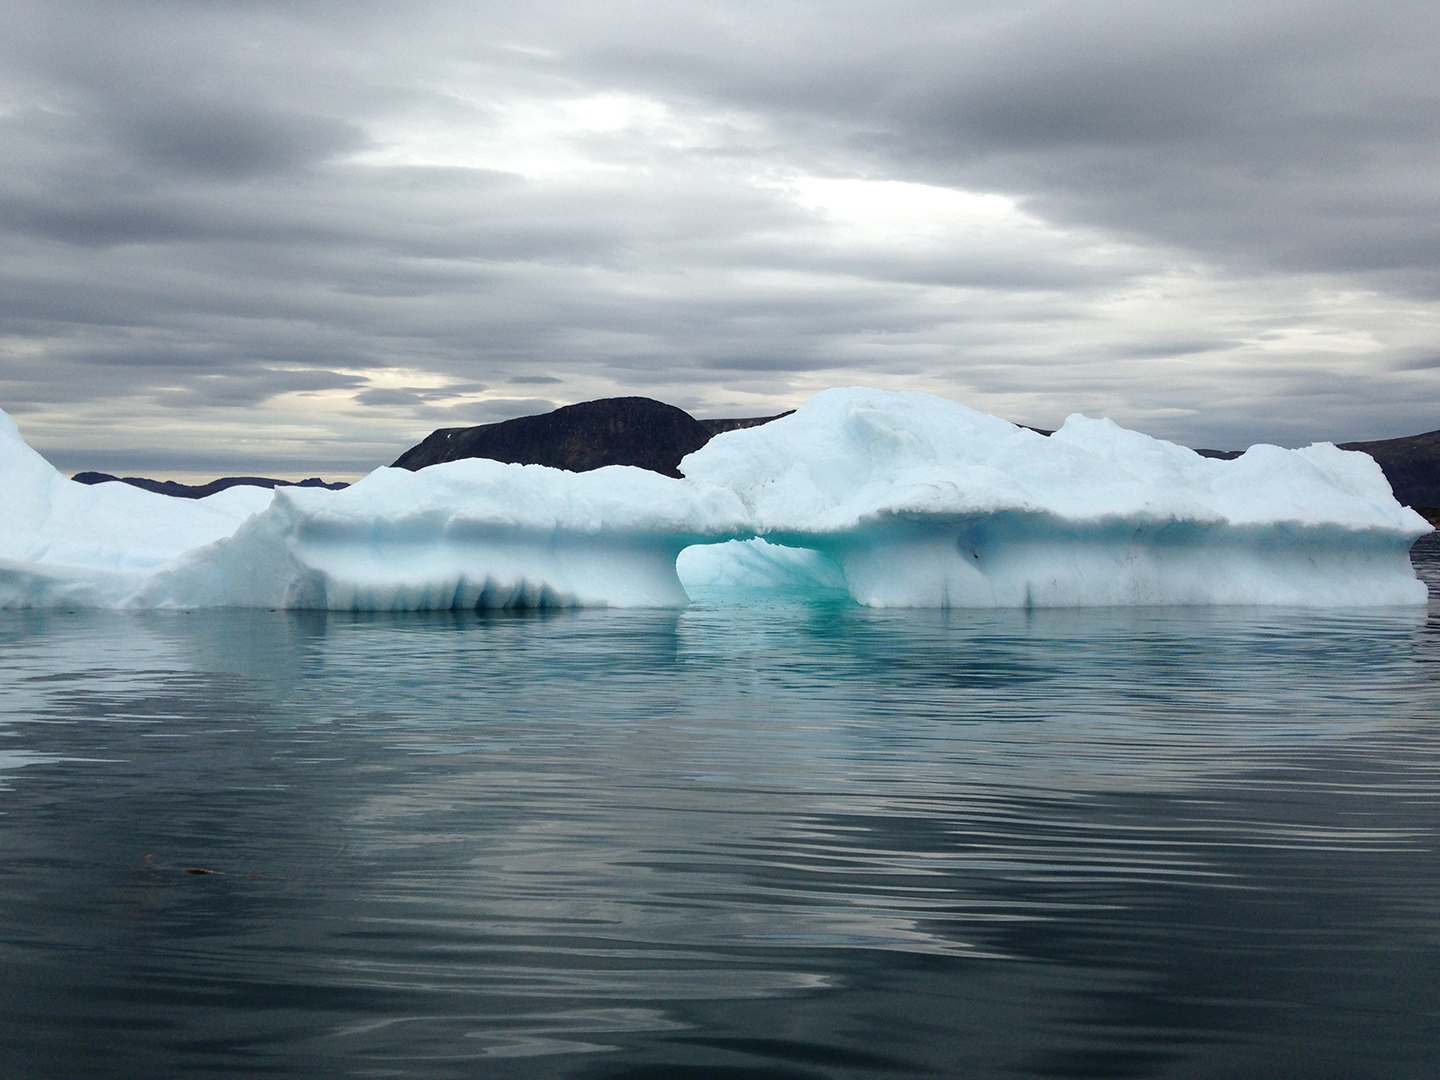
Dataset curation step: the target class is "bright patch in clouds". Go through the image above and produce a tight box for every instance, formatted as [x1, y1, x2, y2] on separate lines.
[351, 91, 718, 177]
[790, 178, 1025, 241]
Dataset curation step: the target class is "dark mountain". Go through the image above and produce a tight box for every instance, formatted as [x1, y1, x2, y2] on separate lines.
[391, 397, 792, 478]
[72, 473, 348, 499]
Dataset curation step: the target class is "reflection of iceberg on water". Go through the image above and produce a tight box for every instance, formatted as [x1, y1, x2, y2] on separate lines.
[1, 388, 1431, 610]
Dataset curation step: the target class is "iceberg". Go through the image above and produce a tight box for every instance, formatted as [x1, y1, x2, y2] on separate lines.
[1, 389, 1430, 609]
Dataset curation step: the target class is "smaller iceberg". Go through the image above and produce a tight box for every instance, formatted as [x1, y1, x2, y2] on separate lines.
[0, 389, 1430, 610]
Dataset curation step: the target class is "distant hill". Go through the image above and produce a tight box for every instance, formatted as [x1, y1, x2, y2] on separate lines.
[72, 473, 348, 499]
[1193, 448, 1245, 461]
[391, 397, 792, 477]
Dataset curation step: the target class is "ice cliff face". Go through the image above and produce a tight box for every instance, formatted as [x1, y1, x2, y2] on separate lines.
[1, 389, 1431, 609]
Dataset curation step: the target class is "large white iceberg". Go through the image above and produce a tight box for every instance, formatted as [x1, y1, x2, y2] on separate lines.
[1, 389, 1430, 609]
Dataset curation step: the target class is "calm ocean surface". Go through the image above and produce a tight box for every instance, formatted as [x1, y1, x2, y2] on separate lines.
[3, 537, 1439, 1079]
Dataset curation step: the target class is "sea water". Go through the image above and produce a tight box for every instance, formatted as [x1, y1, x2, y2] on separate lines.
[1, 537, 1438, 1079]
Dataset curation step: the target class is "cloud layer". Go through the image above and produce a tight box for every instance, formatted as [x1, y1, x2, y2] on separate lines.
[3, 1, 1437, 477]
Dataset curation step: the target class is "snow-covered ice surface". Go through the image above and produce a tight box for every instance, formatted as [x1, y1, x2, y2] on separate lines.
[1, 389, 1431, 609]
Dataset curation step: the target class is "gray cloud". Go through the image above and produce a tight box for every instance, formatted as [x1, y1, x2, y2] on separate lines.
[1111, 339, 1242, 361]
[1393, 354, 1440, 373]
[159, 368, 368, 408]
[1, 0, 1437, 477]
[569, 2, 1440, 278]
[120, 104, 365, 180]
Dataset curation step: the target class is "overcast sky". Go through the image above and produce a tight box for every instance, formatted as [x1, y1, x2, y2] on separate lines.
[3, 0, 1437, 479]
